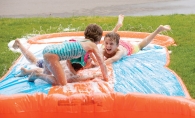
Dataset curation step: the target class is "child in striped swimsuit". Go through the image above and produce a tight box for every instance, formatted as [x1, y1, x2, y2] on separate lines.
[13, 15, 125, 85]
[12, 39, 92, 78]
[36, 24, 108, 86]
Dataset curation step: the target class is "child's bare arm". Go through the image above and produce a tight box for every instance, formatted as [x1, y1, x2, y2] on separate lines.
[66, 60, 77, 75]
[92, 46, 108, 81]
[104, 50, 125, 65]
[89, 53, 99, 66]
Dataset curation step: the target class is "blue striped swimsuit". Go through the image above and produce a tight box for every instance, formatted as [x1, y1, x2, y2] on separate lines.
[42, 40, 86, 61]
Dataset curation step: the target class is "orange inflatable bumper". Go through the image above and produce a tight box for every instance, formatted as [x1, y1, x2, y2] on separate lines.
[1, 31, 195, 118]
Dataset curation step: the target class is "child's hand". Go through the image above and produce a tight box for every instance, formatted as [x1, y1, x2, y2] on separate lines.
[103, 74, 109, 82]
[104, 56, 107, 60]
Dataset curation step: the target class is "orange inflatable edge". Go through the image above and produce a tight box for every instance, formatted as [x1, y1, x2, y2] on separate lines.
[1, 31, 195, 118]
[0, 31, 191, 99]
[27, 31, 174, 47]
[0, 92, 195, 118]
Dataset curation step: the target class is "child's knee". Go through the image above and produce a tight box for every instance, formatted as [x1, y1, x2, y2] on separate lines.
[44, 53, 59, 61]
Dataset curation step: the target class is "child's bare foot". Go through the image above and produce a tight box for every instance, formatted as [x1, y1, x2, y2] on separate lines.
[12, 39, 20, 49]
[16, 67, 43, 77]
[15, 67, 30, 77]
[117, 14, 124, 28]
[158, 25, 171, 32]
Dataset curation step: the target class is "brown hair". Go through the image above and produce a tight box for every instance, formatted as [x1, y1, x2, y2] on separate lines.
[71, 63, 83, 71]
[104, 32, 120, 45]
[84, 24, 103, 42]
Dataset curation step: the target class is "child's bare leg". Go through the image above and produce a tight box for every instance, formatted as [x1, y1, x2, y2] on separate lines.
[43, 64, 52, 75]
[12, 38, 20, 49]
[44, 53, 67, 85]
[13, 39, 37, 64]
[138, 25, 171, 49]
[68, 72, 101, 83]
[112, 14, 124, 33]
[16, 67, 43, 77]
[28, 71, 58, 85]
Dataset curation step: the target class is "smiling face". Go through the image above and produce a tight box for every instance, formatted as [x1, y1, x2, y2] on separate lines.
[103, 32, 120, 55]
[104, 37, 118, 55]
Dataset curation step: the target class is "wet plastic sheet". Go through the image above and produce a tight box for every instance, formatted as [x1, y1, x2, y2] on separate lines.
[1, 32, 195, 118]
[113, 44, 184, 96]
[0, 37, 187, 97]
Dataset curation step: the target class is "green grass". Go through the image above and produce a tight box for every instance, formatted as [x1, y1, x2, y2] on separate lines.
[1, 14, 195, 98]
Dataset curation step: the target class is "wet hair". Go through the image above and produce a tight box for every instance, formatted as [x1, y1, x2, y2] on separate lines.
[104, 32, 120, 45]
[84, 24, 103, 43]
[71, 63, 83, 72]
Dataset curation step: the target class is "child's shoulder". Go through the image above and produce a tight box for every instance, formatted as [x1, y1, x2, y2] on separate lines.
[80, 38, 92, 42]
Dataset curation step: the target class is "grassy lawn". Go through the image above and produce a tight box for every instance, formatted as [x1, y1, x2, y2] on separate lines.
[0, 14, 195, 98]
